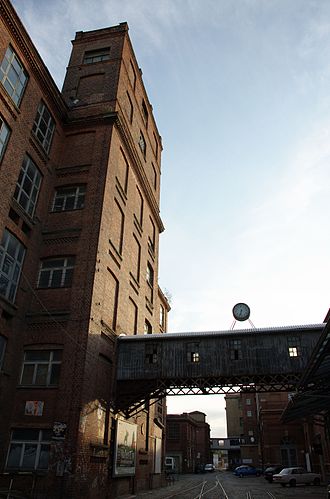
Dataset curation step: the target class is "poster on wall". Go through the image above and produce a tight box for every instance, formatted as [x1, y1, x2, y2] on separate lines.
[154, 437, 162, 474]
[113, 419, 137, 477]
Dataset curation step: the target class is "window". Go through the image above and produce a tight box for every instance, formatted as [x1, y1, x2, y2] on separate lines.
[52, 185, 86, 212]
[0, 335, 7, 370]
[83, 47, 110, 64]
[148, 217, 155, 253]
[20, 350, 62, 386]
[32, 102, 55, 153]
[145, 344, 158, 364]
[190, 352, 199, 363]
[146, 262, 154, 287]
[246, 398, 251, 405]
[139, 132, 146, 158]
[38, 257, 74, 288]
[247, 410, 252, 417]
[0, 117, 10, 161]
[288, 336, 300, 357]
[129, 60, 136, 89]
[142, 99, 148, 125]
[14, 155, 41, 217]
[144, 320, 152, 335]
[6, 429, 51, 470]
[160, 304, 165, 328]
[0, 230, 25, 302]
[0, 46, 28, 105]
[230, 339, 242, 360]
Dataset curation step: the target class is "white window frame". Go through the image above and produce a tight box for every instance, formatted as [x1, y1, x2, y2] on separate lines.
[52, 185, 86, 212]
[0, 46, 28, 106]
[32, 101, 55, 153]
[20, 350, 62, 386]
[38, 257, 74, 289]
[6, 429, 51, 471]
[0, 117, 10, 161]
[14, 155, 41, 217]
[0, 230, 25, 302]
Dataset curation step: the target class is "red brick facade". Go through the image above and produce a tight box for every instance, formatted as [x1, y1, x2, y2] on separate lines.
[0, 1, 169, 497]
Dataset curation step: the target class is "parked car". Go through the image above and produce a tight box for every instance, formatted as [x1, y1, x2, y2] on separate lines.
[194, 464, 205, 474]
[233, 465, 262, 477]
[272, 467, 321, 487]
[264, 465, 284, 483]
[327, 482, 330, 499]
[204, 464, 215, 472]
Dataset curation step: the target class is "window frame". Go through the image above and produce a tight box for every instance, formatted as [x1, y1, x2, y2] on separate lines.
[6, 429, 51, 471]
[32, 101, 55, 154]
[0, 230, 25, 302]
[138, 132, 146, 158]
[0, 45, 28, 106]
[0, 116, 10, 161]
[83, 47, 110, 64]
[20, 349, 62, 386]
[37, 257, 74, 289]
[52, 185, 86, 212]
[14, 155, 42, 217]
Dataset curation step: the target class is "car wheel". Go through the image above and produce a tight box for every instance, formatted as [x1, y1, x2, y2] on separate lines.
[313, 477, 320, 486]
[289, 479, 296, 487]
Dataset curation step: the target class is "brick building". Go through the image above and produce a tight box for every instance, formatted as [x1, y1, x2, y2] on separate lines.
[0, 1, 169, 497]
[166, 411, 211, 473]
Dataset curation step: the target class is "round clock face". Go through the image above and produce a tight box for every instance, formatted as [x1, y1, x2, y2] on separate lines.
[233, 303, 250, 321]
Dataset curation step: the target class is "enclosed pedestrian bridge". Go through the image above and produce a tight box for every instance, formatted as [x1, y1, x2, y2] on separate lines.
[115, 324, 325, 417]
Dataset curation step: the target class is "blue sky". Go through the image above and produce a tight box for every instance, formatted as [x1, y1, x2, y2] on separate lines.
[12, 0, 330, 436]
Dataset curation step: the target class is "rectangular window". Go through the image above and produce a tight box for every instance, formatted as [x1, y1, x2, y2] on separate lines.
[14, 155, 42, 217]
[20, 350, 62, 386]
[139, 132, 146, 158]
[0, 117, 10, 161]
[0, 46, 28, 106]
[38, 257, 74, 288]
[288, 336, 300, 357]
[152, 163, 157, 190]
[144, 320, 152, 335]
[187, 343, 200, 363]
[153, 132, 158, 160]
[83, 48, 110, 64]
[32, 102, 55, 153]
[142, 99, 148, 125]
[247, 410, 252, 417]
[0, 230, 25, 302]
[148, 217, 155, 253]
[6, 429, 52, 470]
[246, 398, 251, 405]
[230, 339, 242, 360]
[160, 304, 165, 329]
[146, 262, 154, 287]
[135, 186, 143, 226]
[132, 236, 141, 283]
[52, 185, 86, 212]
[0, 335, 7, 370]
[145, 344, 157, 364]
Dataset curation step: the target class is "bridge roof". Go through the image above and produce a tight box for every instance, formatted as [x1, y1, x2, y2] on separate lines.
[118, 323, 325, 341]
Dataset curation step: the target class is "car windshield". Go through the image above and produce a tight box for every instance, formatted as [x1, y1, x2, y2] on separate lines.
[279, 468, 291, 475]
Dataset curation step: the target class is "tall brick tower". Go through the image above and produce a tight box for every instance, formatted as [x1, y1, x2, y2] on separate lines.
[0, 1, 169, 497]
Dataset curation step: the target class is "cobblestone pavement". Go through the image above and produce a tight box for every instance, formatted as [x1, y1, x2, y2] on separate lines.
[120, 471, 328, 499]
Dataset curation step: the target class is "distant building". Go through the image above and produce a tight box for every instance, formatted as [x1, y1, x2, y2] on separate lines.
[0, 1, 169, 497]
[166, 411, 211, 473]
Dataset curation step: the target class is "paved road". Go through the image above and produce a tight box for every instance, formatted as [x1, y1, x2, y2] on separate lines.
[127, 471, 327, 499]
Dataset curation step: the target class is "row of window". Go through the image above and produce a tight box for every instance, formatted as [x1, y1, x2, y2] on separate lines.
[0, 47, 55, 158]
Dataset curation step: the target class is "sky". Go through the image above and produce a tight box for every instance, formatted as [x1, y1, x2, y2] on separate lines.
[11, 0, 330, 437]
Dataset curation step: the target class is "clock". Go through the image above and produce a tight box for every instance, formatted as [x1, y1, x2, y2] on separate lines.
[232, 303, 250, 322]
